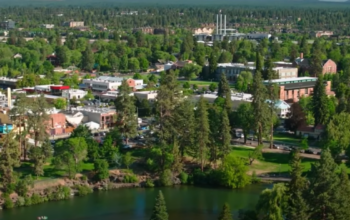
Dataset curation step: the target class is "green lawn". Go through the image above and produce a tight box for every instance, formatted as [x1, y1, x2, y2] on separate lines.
[233, 146, 316, 175]
[178, 80, 217, 86]
[273, 133, 301, 145]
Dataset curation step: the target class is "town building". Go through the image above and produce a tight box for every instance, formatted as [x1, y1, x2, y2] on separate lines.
[62, 89, 88, 100]
[82, 76, 143, 93]
[47, 113, 67, 136]
[296, 124, 325, 139]
[216, 63, 298, 81]
[133, 91, 158, 102]
[69, 106, 116, 129]
[191, 92, 253, 110]
[313, 31, 333, 38]
[266, 99, 291, 118]
[62, 21, 84, 28]
[0, 20, 15, 29]
[263, 77, 334, 102]
[295, 53, 337, 76]
[41, 24, 55, 29]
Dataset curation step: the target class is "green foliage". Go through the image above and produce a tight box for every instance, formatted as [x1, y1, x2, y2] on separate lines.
[3, 196, 14, 209]
[312, 74, 330, 126]
[209, 83, 218, 92]
[123, 152, 134, 169]
[51, 186, 71, 201]
[159, 169, 173, 186]
[179, 63, 202, 81]
[183, 81, 190, 89]
[76, 185, 93, 196]
[123, 174, 138, 183]
[31, 193, 44, 205]
[248, 145, 264, 165]
[16, 175, 33, 196]
[256, 183, 287, 220]
[220, 153, 251, 189]
[54, 98, 67, 110]
[145, 178, 155, 188]
[94, 159, 110, 181]
[218, 203, 233, 220]
[150, 190, 168, 220]
[178, 172, 188, 184]
[15, 196, 25, 207]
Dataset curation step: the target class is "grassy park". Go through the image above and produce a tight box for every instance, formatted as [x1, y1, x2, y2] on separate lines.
[273, 133, 301, 145]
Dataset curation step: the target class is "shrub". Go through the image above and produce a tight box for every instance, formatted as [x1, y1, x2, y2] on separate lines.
[16, 196, 25, 207]
[179, 172, 188, 184]
[76, 185, 93, 196]
[146, 158, 156, 172]
[159, 169, 173, 186]
[24, 195, 32, 206]
[145, 178, 155, 188]
[251, 171, 261, 183]
[52, 186, 71, 200]
[3, 196, 14, 209]
[123, 174, 138, 183]
[81, 175, 88, 181]
[94, 159, 110, 181]
[31, 193, 43, 205]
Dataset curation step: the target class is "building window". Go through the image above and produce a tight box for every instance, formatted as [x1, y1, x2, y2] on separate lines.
[305, 88, 308, 94]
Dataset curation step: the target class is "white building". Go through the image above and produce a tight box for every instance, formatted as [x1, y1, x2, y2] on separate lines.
[266, 99, 291, 118]
[133, 91, 158, 102]
[41, 24, 55, 29]
[82, 76, 124, 92]
[191, 92, 252, 110]
[62, 89, 88, 99]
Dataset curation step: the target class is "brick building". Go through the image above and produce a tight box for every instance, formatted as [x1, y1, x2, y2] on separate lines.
[295, 53, 337, 76]
[263, 77, 334, 102]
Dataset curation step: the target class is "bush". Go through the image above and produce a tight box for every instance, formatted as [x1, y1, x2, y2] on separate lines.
[146, 158, 156, 172]
[94, 159, 110, 181]
[145, 178, 155, 188]
[16, 196, 25, 207]
[123, 174, 138, 183]
[251, 171, 261, 183]
[179, 172, 188, 184]
[31, 193, 43, 205]
[52, 186, 71, 200]
[76, 185, 93, 196]
[3, 196, 14, 209]
[24, 195, 32, 206]
[81, 175, 88, 181]
[159, 169, 173, 186]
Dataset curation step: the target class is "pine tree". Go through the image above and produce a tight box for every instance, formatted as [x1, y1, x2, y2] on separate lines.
[220, 110, 231, 162]
[150, 191, 168, 220]
[195, 96, 210, 171]
[209, 52, 218, 80]
[286, 150, 309, 220]
[81, 45, 95, 71]
[312, 74, 330, 126]
[115, 80, 137, 144]
[307, 148, 340, 220]
[255, 51, 263, 73]
[218, 73, 230, 97]
[251, 71, 269, 144]
[218, 203, 233, 220]
[335, 168, 350, 220]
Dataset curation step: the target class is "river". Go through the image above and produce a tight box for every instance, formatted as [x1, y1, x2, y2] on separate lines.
[0, 184, 270, 220]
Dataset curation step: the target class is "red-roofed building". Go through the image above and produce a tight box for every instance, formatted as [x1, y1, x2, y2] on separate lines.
[46, 113, 67, 136]
[296, 124, 325, 139]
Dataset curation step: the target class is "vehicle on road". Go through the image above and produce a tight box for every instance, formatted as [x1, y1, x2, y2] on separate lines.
[273, 144, 280, 149]
[283, 146, 292, 151]
[305, 149, 315, 154]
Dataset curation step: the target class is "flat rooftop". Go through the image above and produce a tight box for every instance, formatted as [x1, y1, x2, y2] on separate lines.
[263, 77, 317, 84]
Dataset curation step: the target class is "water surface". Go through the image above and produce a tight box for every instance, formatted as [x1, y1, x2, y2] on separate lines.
[0, 185, 269, 220]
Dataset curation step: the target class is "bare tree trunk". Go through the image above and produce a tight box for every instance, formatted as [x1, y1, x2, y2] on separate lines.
[269, 122, 274, 149]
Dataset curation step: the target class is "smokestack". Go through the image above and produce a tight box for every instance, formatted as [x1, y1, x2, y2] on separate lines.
[224, 15, 226, 35]
[7, 87, 11, 109]
[220, 14, 222, 35]
[216, 14, 218, 35]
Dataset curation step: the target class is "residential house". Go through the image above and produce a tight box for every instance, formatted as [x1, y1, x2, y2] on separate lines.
[63, 21, 84, 28]
[266, 99, 291, 118]
[296, 124, 325, 139]
[313, 31, 333, 38]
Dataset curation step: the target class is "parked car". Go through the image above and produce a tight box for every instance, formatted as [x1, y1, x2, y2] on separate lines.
[299, 149, 305, 153]
[122, 144, 132, 149]
[305, 149, 315, 154]
[273, 144, 280, 149]
[283, 146, 292, 151]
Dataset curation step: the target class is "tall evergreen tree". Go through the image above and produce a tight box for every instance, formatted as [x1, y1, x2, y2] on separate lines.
[150, 190, 168, 220]
[218, 203, 233, 220]
[195, 96, 210, 171]
[335, 168, 350, 220]
[218, 73, 230, 97]
[81, 45, 95, 71]
[312, 74, 330, 126]
[220, 110, 231, 162]
[251, 71, 268, 144]
[307, 148, 340, 220]
[255, 51, 263, 73]
[208, 51, 218, 80]
[286, 150, 309, 220]
[115, 80, 137, 144]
